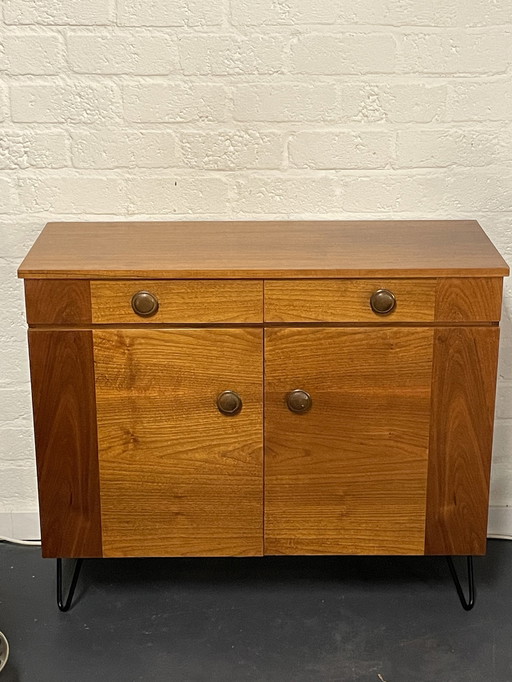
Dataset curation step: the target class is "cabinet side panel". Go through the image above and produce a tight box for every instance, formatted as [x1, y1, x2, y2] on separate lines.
[435, 278, 503, 322]
[425, 327, 500, 555]
[24, 280, 92, 325]
[28, 330, 102, 558]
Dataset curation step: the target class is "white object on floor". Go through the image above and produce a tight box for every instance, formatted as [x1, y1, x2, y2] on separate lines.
[0, 631, 9, 673]
[0, 536, 41, 546]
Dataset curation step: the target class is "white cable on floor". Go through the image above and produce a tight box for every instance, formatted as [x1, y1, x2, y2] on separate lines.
[0, 630, 9, 673]
[487, 534, 512, 541]
[0, 536, 41, 546]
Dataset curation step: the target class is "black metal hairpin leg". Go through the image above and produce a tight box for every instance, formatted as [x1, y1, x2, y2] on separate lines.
[57, 558, 83, 612]
[446, 556, 475, 611]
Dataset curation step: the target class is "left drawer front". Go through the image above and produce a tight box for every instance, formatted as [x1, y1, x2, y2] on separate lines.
[91, 280, 263, 324]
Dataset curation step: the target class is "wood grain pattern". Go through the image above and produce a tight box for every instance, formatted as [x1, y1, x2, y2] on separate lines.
[18, 220, 509, 279]
[264, 327, 434, 555]
[435, 278, 503, 322]
[425, 327, 500, 555]
[94, 328, 263, 557]
[265, 279, 437, 322]
[24, 279, 91, 325]
[91, 279, 263, 324]
[28, 330, 102, 558]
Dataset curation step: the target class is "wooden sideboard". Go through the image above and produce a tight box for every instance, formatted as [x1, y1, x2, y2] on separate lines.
[19, 220, 509, 563]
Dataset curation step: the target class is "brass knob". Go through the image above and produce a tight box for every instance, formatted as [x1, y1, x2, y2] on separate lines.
[370, 289, 396, 315]
[217, 390, 242, 416]
[131, 291, 159, 317]
[286, 389, 312, 414]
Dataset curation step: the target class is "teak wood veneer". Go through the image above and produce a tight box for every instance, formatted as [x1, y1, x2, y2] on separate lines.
[19, 220, 508, 561]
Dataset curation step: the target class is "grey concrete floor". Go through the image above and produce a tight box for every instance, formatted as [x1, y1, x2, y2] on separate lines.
[0, 540, 511, 682]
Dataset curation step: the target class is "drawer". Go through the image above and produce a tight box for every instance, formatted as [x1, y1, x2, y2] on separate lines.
[264, 278, 502, 323]
[265, 279, 436, 322]
[91, 279, 263, 324]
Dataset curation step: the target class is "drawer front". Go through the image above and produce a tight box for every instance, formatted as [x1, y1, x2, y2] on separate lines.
[265, 278, 502, 323]
[265, 279, 437, 323]
[91, 280, 263, 324]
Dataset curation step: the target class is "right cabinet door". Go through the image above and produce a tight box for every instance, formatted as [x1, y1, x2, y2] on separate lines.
[265, 327, 435, 555]
[264, 326, 500, 556]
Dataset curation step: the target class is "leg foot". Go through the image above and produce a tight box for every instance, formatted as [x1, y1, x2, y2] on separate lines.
[446, 556, 475, 611]
[57, 558, 83, 612]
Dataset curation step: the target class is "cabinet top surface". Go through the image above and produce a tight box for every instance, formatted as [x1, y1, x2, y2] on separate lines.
[18, 220, 509, 279]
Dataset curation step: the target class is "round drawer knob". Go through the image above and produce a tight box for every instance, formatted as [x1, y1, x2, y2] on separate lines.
[370, 289, 396, 315]
[217, 390, 242, 416]
[131, 291, 159, 317]
[286, 389, 312, 414]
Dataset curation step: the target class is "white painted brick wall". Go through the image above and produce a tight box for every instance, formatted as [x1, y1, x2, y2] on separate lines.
[67, 31, 179, 75]
[3, 0, 114, 26]
[178, 35, 284, 76]
[123, 82, 228, 122]
[290, 34, 398, 75]
[289, 131, 393, 169]
[2, 32, 65, 75]
[71, 130, 177, 168]
[117, 0, 222, 27]
[10, 82, 122, 123]
[181, 130, 283, 169]
[233, 83, 340, 121]
[0, 0, 511, 537]
[0, 130, 69, 168]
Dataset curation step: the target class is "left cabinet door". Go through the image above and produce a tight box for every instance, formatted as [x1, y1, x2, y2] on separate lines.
[29, 328, 263, 558]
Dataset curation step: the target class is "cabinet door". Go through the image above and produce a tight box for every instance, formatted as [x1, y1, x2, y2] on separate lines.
[94, 329, 263, 557]
[264, 327, 434, 555]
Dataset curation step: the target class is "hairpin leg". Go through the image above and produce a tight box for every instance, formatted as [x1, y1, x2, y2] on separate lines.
[446, 556, 475, 611]
[57, 558, 83, 612]
[54, 556, 476, 611]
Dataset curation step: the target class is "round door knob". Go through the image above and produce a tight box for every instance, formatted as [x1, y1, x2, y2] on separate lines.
[370, 289, 396, 315]
[286, 389, 312, 414]
[131, 291, 159, 317]
[217, 390, 242, 416]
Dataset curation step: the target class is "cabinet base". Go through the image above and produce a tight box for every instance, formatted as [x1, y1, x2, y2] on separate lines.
[54, 556, 476, 612]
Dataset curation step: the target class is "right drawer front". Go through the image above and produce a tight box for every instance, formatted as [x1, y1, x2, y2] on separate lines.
[264, 278, 502, 323]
